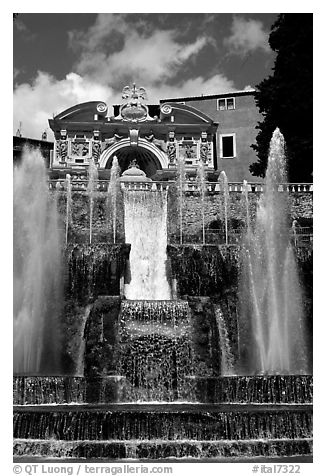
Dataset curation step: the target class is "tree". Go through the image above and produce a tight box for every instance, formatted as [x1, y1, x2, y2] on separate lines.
[250, 14, 313, 182]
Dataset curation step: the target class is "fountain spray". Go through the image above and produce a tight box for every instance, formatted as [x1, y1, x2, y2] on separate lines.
[65, 174, 72, 245]
[219, 171, 229, 245]
[87, 159, 98, 245]
[239, 128, 308, 374]
[108, 156, 120, 244]
[14, 148, 62, 373]
[196, 161, 207, 244]
[176, 156, 186, 244]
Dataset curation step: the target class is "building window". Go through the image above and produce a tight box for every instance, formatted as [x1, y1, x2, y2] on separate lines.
[220, 134, 236, 158]
[217, 97, 235, 110]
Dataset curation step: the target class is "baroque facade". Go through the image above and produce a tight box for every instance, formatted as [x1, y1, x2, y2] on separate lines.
[49, 85, 261, 182]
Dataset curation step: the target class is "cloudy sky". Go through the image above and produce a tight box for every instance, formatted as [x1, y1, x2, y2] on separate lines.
[13, 13, 278, 140]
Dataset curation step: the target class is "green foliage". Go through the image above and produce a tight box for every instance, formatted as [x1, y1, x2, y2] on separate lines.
[250, 14, 313, 182]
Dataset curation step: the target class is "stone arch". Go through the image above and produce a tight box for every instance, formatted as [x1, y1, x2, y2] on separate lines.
[99, 138, 168, 177]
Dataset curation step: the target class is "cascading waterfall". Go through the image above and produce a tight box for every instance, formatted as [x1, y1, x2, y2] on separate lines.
[219, 171, 229, 244]
[196, 161, 207, 244]
[239, 128, 308, 374]
[117, 300, 194, 401]
[13, 148, 62, 374]
[76, 304, 92, 376]
[124, 190, 171, 300]
[87, 159, 98, 245]
[108, 156, 120, 244]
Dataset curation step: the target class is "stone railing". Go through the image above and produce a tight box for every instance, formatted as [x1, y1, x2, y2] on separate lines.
[49, 180, 313, 193]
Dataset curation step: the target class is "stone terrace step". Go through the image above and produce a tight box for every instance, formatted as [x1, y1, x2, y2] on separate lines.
[14, 403, 312, 442]
[13, 375, 313, 405]
[13, 438, 313, 460]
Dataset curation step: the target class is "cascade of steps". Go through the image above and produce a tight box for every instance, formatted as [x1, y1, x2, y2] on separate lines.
[13, 300, 313, 461]
[13, 377, 312, 461]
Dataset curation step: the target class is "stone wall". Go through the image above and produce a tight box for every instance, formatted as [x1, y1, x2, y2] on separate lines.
[167, 190, 313, 238]
[56, 189, 313, 243]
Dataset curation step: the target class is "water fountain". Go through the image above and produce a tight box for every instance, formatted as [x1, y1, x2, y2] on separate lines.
[124, 189, 171, 300]
[219, 170, 229, 244]
[239, 129, 308, 375]
[87, 158, 98, 245]
[176, 156, 186, 244]
[107, 156, 120, 244]
[65, 173, 72, 245]
[242, 179, 251, 231]
[196, 160, 207, 244]
[13, 134, 312, 462]
[13, 148, 62, 374]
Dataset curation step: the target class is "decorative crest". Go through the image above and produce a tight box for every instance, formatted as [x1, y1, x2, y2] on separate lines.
[122, 83, 147, 103]
[119, 83, 153, 123]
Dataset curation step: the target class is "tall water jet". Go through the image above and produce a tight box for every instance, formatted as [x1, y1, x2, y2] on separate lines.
[107, 156, 120, 244]
[13, 148, 62, 374]
[242, 179, 251, 232]
[219, 171, 229, 245]
[65, 173, 72, 245]
[176, 157, 186, 244]
[87, 159, 98, 245]
[124, 190, 171, 300]
[196, 161, 207, 244]
[239, 128, 308, 374]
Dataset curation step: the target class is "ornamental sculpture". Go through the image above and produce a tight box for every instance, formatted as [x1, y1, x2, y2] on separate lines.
[118, 83, 154, 123]
[56, 140, 68, 162]
[167, 142, 176, 165]
[92, 142, 101, 163]
[200, 143, 209, 164]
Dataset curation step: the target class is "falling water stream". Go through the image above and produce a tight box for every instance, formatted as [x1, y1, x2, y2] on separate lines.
[76, 304, 92, 376]
[215, 307, 235, 376]
[124, 190, 171, 300]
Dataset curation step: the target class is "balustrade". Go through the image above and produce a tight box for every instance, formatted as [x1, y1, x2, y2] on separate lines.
[49, 179, 313, 193]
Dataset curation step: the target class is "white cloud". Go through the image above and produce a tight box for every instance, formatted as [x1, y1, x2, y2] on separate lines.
[73, 14, 211, 86]
[14, 14, 238, 140]
[13, 70, 235, 140]
[224, 16, 271, 56]
[13, 72, 114, 139]
[145, 74, 235, 102]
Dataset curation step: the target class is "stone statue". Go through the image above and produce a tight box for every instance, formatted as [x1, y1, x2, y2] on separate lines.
[144, 132, 167, 152]
[92, 142, 101, 163]
[128, 158, 140, 169]
[167, 142, 176, 165]
[56, 140, 67, 162]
